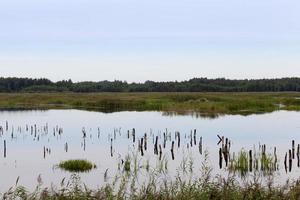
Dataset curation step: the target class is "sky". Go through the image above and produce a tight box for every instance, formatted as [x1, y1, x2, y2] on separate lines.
[0, 0, 299, 82]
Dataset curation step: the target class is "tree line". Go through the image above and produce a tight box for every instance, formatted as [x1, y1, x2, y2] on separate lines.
[0, 77, 300, 92]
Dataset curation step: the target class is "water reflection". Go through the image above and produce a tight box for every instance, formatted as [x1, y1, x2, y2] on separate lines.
[0, 109, 300, 192]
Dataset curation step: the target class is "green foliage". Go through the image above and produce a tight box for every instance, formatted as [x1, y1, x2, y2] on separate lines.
[2, 155, 300, 200]
[1, 77, 300, 92]
[0, 92, 299, 116]
[58, 160, 96, 172]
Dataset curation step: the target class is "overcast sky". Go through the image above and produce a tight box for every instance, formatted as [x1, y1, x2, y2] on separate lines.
[0, 0, 299, 82]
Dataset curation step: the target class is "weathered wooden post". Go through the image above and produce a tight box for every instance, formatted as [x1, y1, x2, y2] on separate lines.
[140, 138, 144, 156]
[249, 150, 253, 172]
[178, 132, 181, 148]
[110, 138, 113, 157]
[171, 141, 175, 160]
[132, 128, 136, 143]
[284, 152, 287, 173]
[219, 148, 223, 169]
[190, 131, 193, 147]
[144, 133, 147, 151]
[193, 129, 196, 146]
[154, 136, 158, 155]
[159, 144, 162, 160]
[292, 140, 295, 159]
[274, 147, 277, 170]
[163, 132, 166, 148]
[289, 149, 292, 172]
[43, 146, 46, 159]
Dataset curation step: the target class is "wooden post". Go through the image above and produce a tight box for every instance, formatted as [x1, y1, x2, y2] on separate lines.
[178, 132, 180, 148]
[274, 147, 277, 170]
[171, 141, 175, 160]
[110, 138, 113, 157]
[193, 129, 196, 146]
[219, 148, 222, 169]
[190, 131, 193, 147]
[292, 140, 295, 159]
[289, 149, 292, 172]
[140, 138, 144, 156]
[284, 152, 287, 172]
[249, 150, 253, 172]
[159, 144, 162, 160]
[132, 128, 135, 143]
[144, 133, 147, 151]
[43, 146, 46, 159]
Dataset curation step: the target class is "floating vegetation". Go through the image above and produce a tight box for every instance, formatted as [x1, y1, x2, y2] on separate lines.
[58, 159, 96, 172]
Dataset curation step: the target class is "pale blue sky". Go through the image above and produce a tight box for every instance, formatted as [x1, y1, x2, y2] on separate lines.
[0, 0, 299, 82]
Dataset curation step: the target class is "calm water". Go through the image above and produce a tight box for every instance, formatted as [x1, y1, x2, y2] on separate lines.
[0, 109, 300, 192]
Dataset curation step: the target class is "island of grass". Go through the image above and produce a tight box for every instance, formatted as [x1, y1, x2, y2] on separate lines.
[58, 159, 96, 172]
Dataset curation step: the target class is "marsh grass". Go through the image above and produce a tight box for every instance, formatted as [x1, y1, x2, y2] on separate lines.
[229, 149, 277, 177]
[58, 159, 96, 172]
[3, 151, 299, 200]
[0, 92, 300, 116]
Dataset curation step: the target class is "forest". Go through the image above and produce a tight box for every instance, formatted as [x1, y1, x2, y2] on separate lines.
[0, 77, 300, 92]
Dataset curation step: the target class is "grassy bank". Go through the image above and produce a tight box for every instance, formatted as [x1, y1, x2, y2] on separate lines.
[0, 92, 299, 116]
[2, 153, 300, 200]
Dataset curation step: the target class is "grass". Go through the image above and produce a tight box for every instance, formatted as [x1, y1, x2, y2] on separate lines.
[229, 149, 277, 177]
[58, 159, 96, 172]
[0, 92, 299, 116]
[3, 152, 300, 200]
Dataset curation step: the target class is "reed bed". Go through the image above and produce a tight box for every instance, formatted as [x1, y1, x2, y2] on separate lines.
[0, 92, 299, 116]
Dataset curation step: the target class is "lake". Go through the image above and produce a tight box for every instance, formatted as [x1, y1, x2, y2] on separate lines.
[0, 109, 300, 192]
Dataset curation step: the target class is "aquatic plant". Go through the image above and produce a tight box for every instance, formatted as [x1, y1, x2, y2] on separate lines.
[58, 159, 96, 172]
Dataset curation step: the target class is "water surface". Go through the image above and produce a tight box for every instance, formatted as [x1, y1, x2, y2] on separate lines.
[0, 109, 300, 191]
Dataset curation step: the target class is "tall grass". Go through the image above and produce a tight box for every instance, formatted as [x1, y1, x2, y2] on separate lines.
[0, 92, 299, 116]
[2, 151, 300, 200]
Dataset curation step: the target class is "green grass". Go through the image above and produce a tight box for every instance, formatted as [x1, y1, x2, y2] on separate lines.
[229, 150, 276, 177]
[3, 154, 300, 200]
[0, 92, 299, 116]
[58, 159, 96, 172]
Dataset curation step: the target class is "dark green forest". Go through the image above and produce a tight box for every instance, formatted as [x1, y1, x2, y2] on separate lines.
[0, 77, 300, 92]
